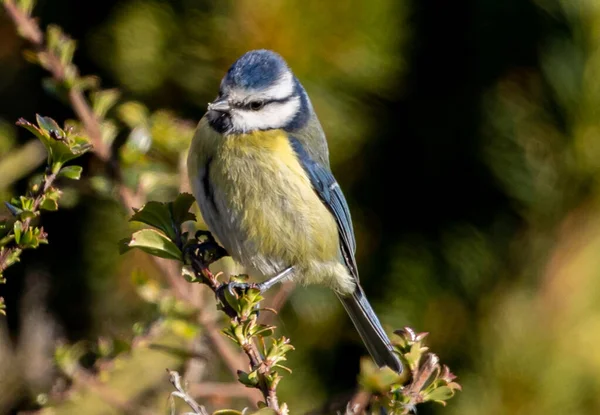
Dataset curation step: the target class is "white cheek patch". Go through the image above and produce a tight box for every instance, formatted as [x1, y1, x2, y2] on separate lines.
[231, 96, 300, 132]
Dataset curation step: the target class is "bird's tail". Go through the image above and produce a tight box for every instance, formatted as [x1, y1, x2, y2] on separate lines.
[336, 285, 403, 373]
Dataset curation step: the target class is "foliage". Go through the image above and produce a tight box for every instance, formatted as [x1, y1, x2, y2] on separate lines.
[0, 114, 89, 314]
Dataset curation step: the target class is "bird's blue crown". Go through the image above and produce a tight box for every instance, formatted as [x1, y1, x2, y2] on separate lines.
[222, 49, 290, 90]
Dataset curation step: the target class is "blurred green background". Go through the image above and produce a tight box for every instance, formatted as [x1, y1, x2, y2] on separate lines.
[2, 0, 600, 414]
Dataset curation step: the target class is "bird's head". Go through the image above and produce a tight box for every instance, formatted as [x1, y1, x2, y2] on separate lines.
[206, 49, 310, 135]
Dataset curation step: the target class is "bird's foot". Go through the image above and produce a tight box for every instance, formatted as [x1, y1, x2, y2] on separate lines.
[215, 280, 261, 318]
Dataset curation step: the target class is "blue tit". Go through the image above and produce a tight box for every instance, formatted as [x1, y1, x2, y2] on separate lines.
[187, 49, 402, 373]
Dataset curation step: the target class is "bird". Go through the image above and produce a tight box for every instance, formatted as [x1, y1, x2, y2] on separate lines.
[187, 49, 402, 373]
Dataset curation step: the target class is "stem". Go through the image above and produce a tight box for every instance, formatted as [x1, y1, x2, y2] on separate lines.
[167, 370, 209, 415]
[0, 168, 57, 272]
[188, 256, 285, 414]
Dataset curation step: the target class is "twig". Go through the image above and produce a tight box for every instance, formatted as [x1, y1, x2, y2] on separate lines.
[168, 369, 209, 415]
[0, 166, 56, 272]
[187, 251, 289, 414]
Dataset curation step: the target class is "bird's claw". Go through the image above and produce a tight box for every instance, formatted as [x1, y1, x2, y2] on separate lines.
[215, 281, 261, 318]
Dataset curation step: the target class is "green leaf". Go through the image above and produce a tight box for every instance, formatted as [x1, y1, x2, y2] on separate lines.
[237, 370, 259, 387]
[212, 410, 244, 415]
[13, 221, 23, 244]
[425, 385, 456, 404]
[36, 114, 64, 138]
[17, 116, 91, 167]
[19, 210, 37, 220]
[19, 196, 35, 211]
[40, 187, 61, 211]
[72, 75, 100, 92]
[120, 229, 181, 261]
[171, 193, 196, 225]
[18, 0, 36, 15]
[0, 247, 22, 269]
[20, 226, 47, 248]
[91, 89, 121, 119]
[58, 165, 83, 180]
[129, 201, 177, 241]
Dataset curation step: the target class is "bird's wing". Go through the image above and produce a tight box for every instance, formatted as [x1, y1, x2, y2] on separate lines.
[289, 137, 359, 279]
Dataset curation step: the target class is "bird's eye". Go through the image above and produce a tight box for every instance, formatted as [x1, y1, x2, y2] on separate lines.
[249, 101, 264, 111]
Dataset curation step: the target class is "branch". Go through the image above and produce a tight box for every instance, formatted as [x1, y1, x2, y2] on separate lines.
[168, 369, 209, 415]
[185, 245, 292, 415]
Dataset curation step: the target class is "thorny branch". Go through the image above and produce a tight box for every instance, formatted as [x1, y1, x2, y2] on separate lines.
[184, 239, 291, 414]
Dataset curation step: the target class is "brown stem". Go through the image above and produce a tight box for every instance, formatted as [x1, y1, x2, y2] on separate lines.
[243, 337, 281, 413]
[3, 0, 42, 44]
[167, 369, 209, 415]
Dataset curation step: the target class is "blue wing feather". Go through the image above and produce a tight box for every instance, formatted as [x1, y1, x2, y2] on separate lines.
[289, 137, 359, 278]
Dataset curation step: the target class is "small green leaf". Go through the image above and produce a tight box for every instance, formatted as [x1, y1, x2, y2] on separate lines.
[13, 221, 23, 244]
[91, 89, 121, 119]
[425, 385, 456, 404]
[58, 165, 83, 180]
[120, 229, 181, 261]
[40, 187, 61, 211]
[40, 197, 58, 211]
[19, 210, 37, 220]
[73, 75, 100, 92]
[237, 370, 259, 387]
[171, 193, 196, 226]
[0, 247, 22, 269]
[36, 114, 64, 138]
[19, 196, 35, 211]
[130, 201, 177, 241]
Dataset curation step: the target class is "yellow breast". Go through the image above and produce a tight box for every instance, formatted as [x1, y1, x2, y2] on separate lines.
[211, 128, 340, 265]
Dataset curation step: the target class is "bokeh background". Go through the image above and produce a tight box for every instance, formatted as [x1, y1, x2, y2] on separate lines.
[2, 0, 600, 414]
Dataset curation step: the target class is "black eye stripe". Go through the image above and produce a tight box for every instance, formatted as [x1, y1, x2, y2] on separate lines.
[234, 94, 296, 110]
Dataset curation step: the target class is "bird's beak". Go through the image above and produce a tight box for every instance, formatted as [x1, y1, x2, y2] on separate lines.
[207, 98, 231, 113]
